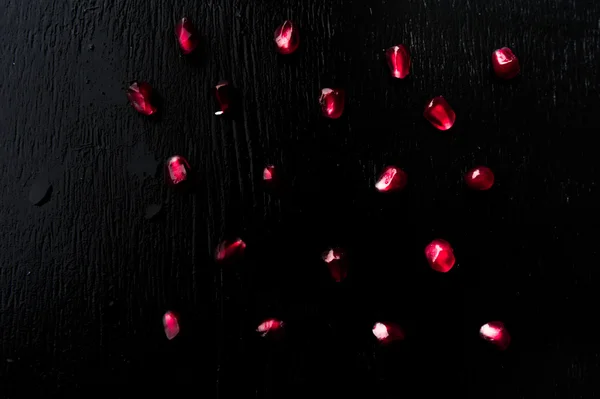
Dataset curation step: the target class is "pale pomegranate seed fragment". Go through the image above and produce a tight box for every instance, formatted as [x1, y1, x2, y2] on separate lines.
[372, 322, 405, 343]
[322, 248, 348, 282]
[480, 321, 511, 350]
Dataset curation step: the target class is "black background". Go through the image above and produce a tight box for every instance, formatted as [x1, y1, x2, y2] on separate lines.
[1, 0, 600, 397]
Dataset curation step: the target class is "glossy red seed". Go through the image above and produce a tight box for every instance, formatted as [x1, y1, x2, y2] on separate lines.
[215, 238, 246, 262]
[163, 311, 180, 340]
[465, 166, 495, 190]
[424, 96, 455, 131]
[375, 166, 408, 192]
[263, 165, 275, 181]
[424, 239, 455, 273]
[319, 88, 345, 119]
[175, 18, 199, 54]
[480, 321, 511, 350]
[214, 80, 232, 116]
[274, 20, 299, 55]
[492, 47, 520, 80]
[165, 156, 190, 185]
[322, 248, 348, 282]
[372, 322, 405, 343]
[127, 81, 157, 116]
[385, 45, 410, 79]
[257, 318, 284, 337]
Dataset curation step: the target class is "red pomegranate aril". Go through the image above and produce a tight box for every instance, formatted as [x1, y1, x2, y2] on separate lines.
[165, 156, 190, 185]
[274, 20, 299, 55]
[480, 321, 511, 350]
[385, 45, 410, 79]
[372, 322, 405, 343]
[163, 311, 180, 340]
[492, 47, 520, 79]
[175, 18, 199, 54]
[214, 80, 232, 116]
[263, 165, 275, 181]
[322, 248, 348, 282]
[215, 238, 246, 262]
[257, 318, 284, 337]
[465, 166, 495, 190]
[424, 239, 455, 273]
[376, 166, 408, 192]
[424, 96, 455, 130]
[127, 81, 157, 116]
[320, 88, 345, 119]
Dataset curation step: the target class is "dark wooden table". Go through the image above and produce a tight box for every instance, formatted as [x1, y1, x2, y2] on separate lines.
[1, 0, 599, 397]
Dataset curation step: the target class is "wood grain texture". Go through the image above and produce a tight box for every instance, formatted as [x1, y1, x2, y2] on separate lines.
[1, 0, 600, 397]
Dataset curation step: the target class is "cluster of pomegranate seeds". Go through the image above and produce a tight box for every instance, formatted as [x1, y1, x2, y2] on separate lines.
[480, 321, 511, 350]
[274, 21, 300, 55]
[319, 88, 345, 119]
[423, 96, 456, 130]
[165, 156, 190, 186]
[372, 322, 405, 344]
[127, 81, 157, 116]
[175, 18, 199, 54]
[492, 47, 520, 79]
[375, 166, 408, 192]
[385, 45, 410, 79]
[465, 166, 495, 190]
[424, 239, 456, 273]
[163, 311, 180, 340]
[135, 21, 519, 351]
[215, 238, 246, 262]
[257, 318, 284, 337]
[214, 80, 232, 116]
[321, 248, 348, 282]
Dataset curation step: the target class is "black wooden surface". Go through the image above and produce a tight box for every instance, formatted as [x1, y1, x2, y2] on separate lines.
[1, 0, 600, 397]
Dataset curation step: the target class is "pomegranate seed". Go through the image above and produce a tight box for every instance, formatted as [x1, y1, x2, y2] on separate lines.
[215, 238, 246, 262]
[127, 81, 157, 116]
[385, 45, 410, 79]
[424, 239, 455, 273]
[465, 166, 495, 190]
[214, 80, 232, 116]
[480, 321, 511, 350]
[375, 166, 408, 192]
[175, 18, 199, 54]
[319, 88, 345, 119]
[263, 165, 275, 181]
[165, 156, 190, 186]
[372, 322, 404, 343]
[492, 47, 520, 80]
[274, 20, 299, 55]
[163, 311, 180, 340]
[423, 96, 455, 131]
[321, 248, 348, 282]
[257, 318, 284, 337]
